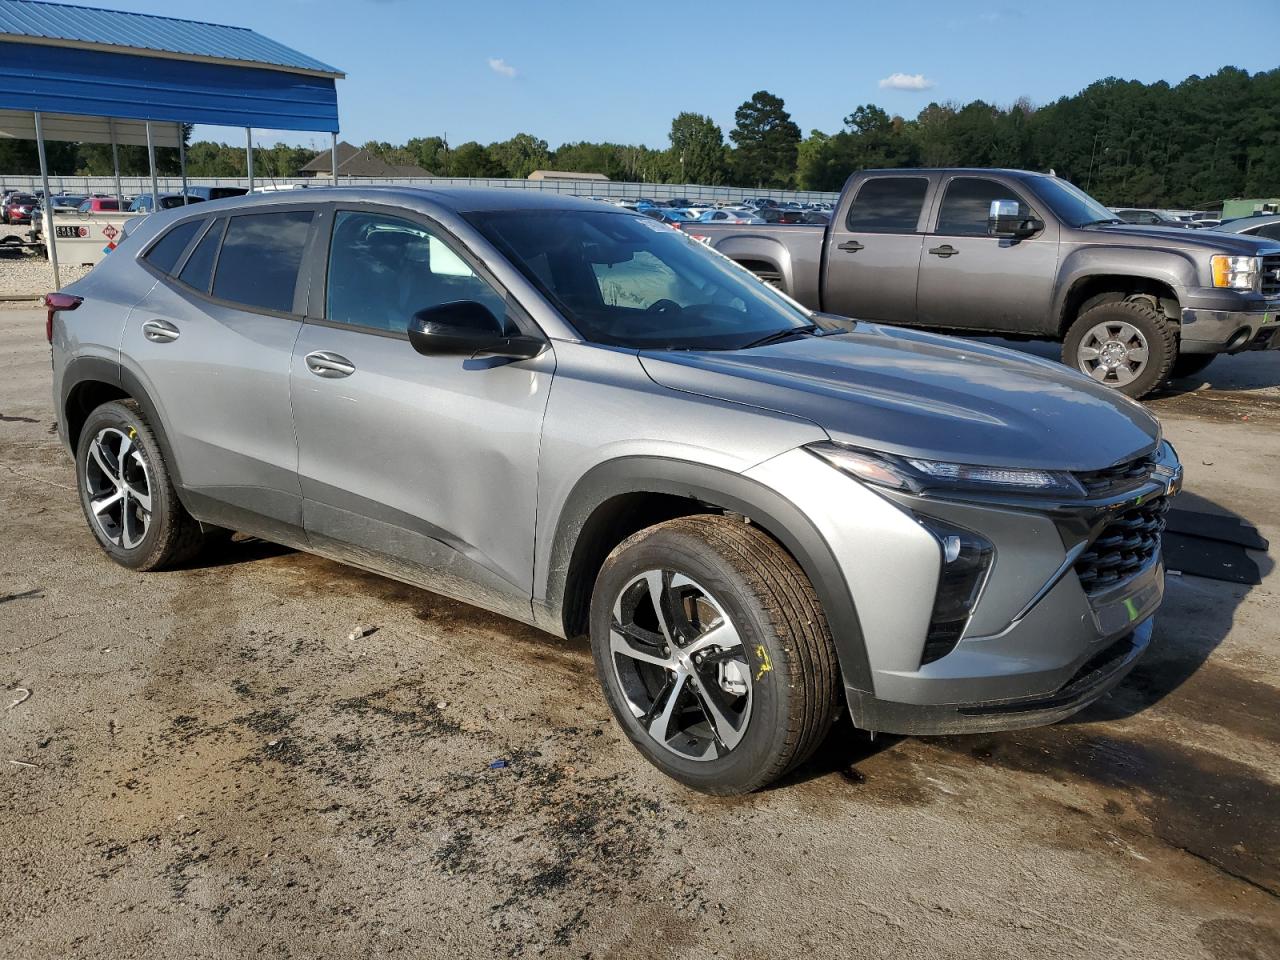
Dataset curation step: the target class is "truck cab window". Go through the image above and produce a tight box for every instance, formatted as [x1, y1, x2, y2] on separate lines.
[845, 177, 929, 233]
[936, 178, 1033, 236]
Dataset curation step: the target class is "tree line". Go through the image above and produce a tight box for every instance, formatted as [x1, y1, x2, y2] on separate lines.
[2, 67, 1275, 206]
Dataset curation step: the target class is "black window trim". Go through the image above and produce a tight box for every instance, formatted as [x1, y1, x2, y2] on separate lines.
[843, 175, 933, 235]
[306, 201, 543, 343]
[139, 215, 209, 278]
[138, 203, 321, 320]
[928, 175, 1042, 238]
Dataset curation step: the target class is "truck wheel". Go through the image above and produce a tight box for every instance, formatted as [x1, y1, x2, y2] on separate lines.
[589, 515, 840, 795]
[1063, 299, 1176, 398]
[76, 400, 206, 571]
[1170, 354, 1216, 381]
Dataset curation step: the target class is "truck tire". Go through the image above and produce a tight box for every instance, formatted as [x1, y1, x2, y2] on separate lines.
[1063, 299, 1177, 399]
[1170, 353, 1216, 381]
[589, 515, 840, 795]
[75, 400, 207, 571]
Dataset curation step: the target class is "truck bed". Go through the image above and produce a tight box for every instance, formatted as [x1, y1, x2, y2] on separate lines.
[687, 222, 826, 310]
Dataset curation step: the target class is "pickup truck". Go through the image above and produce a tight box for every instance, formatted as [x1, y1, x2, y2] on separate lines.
[693, 168, 1280, 397]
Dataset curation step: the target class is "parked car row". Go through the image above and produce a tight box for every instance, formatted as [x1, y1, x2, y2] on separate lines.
[2, 186, 250, 223]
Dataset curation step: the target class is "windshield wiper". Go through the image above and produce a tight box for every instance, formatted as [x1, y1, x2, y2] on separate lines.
[742, 323, 820, 349]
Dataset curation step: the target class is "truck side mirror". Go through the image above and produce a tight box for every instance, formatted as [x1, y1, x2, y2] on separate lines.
[988, 199, 1044, 239]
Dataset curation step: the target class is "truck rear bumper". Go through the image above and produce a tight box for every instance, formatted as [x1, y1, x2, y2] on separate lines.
[1180, 298, 1280, 354]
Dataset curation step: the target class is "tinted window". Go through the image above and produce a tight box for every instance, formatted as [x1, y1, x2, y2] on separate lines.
[144, 219, 204, 275]
[212, 211, 313, 313]
[845, 177, 928, 233]
[326, 211, 508, 333]
[1256, 223, 1280, 240]
[179, 220, 223, 292]
[935, 178, 1033, 236]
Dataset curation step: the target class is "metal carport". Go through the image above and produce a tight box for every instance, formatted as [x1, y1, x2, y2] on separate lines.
[0, 0, 343, 286]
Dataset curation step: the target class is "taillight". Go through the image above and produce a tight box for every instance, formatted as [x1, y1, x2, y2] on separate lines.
[44, 292, 82, 343]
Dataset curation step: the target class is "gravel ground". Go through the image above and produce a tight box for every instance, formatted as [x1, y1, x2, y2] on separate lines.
[0, 247, 92, 300]
[1, 307, 1277, 959]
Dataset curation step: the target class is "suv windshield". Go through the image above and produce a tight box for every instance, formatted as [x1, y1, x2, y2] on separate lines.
[466, 209, 813, 350]
[1026, 177, 1118, 227]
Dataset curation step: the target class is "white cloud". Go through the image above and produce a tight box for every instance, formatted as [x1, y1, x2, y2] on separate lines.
[879, 72, 935, 91]
[488, 57, 517, 79]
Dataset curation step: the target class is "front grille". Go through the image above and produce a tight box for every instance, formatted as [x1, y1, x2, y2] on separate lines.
[1074, 496, 1168, 594]
[1262, 254, 1280, 298]
[1074, 455, 1155, 497]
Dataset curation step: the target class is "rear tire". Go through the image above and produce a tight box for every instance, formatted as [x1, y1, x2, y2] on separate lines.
[1170, 353, 1216, 381]
[75, 400, 206, 571]
[1062, 298, 1177, 399]
[589, 515, 840, 795]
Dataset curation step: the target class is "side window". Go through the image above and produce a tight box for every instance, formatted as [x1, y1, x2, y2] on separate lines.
[845, 177, 929, 234]
[212, 211, 314, 314]
[143, 219, 204, 275]
[179, 220, 223, 292]
[326, 210, 509, 334]
[1256, 223, 1280, 240]
[935, 178, 1034, 236]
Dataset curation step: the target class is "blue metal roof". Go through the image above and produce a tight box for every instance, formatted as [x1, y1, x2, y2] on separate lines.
[0, 0, 342, 76]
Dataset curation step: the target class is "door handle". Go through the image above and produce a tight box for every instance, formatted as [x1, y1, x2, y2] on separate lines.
[928, 244, 959, 258]
[304, 351, 356, 378]
[837, 240, 865, 252]
[141, 319, 180, 343]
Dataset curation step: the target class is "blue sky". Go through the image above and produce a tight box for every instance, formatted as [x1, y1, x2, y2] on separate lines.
[65, 0, 1280, 150]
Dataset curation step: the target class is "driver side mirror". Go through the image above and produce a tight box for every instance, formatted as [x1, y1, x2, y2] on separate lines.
[406, 300, 545, 360]
[988, 199, 1044, 239]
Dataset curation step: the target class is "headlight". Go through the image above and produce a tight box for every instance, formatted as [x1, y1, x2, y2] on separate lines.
[807, 441, 1083, 497]
[1211, 255, 1261, 290]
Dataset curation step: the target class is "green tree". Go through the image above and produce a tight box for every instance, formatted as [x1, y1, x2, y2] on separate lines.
[450, 141, 504, 178]
[668, 112, 727, 185]
[488, 133, 550, 179]
[729, 91, 801, 188]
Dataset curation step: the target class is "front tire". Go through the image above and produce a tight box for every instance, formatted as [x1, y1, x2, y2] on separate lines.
[589, 515, 840, 795]
[76, 400, 205, 571]
[1063, 299, 1177, 398]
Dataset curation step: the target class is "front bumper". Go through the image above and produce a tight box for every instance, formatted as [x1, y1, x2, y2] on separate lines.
[744, 445, 1179, 737]
[1180, 291, 1279, 354]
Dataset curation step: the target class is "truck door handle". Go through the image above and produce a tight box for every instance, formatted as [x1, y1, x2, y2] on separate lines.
[141, 319, 180, 343]
[304, 351, 356, 378]
[928, 245, 959, 258]
[837, 240, 865, 252]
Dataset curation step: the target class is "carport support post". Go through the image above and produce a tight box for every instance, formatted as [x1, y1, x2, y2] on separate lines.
[108, 118, 123, 208]
[33, 111, 60, 291]
[145, 121, 160, 212]
[179, 132, 188, 205]
[245, 128, 254, 192]
[331, 132, 338, 187]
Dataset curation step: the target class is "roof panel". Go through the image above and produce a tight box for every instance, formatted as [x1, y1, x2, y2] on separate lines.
[0, 0, 342, 76]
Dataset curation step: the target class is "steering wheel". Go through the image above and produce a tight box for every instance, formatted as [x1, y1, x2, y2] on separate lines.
[646, 299, 682, 314]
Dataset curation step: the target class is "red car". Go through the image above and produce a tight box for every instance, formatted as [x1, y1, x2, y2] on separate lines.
[76, 198, 121, 214]
[2, 193, 38, 224]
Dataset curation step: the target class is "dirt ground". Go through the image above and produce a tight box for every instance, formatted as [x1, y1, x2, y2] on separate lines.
[1, 305, 1277, 960]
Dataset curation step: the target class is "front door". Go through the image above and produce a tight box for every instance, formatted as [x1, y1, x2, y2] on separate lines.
[289, 207, 555, 622]
[915, 176, 1060, 334]
[821, 175, 932, 323]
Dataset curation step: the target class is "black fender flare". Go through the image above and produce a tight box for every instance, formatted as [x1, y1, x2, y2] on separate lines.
[546, 456, 872, 693]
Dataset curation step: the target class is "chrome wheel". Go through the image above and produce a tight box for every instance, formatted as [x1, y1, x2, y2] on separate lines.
[84, 427, 152, 549]
[1076, 320, 1150, 386]
[609, 570, 752, 761]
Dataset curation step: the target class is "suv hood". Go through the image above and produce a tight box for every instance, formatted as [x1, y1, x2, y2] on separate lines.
[639, 324, 1160, 471]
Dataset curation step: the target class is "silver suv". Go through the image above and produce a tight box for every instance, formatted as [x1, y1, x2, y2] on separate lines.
[50, 189, 1183, 794]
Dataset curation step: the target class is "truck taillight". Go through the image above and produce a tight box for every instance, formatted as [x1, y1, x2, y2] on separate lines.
[44, 292, 82, 343]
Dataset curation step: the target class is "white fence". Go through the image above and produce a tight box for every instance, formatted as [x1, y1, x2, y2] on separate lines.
[0, 174, 839, 205]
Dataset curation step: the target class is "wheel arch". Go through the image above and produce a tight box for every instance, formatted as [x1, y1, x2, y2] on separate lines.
[545, 456, 872, 693]
[1054, 253, 1190, 337]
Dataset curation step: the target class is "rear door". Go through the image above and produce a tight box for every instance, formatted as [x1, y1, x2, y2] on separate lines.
[289, 205, 554, 622]
[915, 175, 1060, 333]
[122, 205, 318, 540]
[821, 174, 933, 323]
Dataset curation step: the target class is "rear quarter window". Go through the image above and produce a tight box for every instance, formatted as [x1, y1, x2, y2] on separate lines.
[142, 219, 205, 276]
